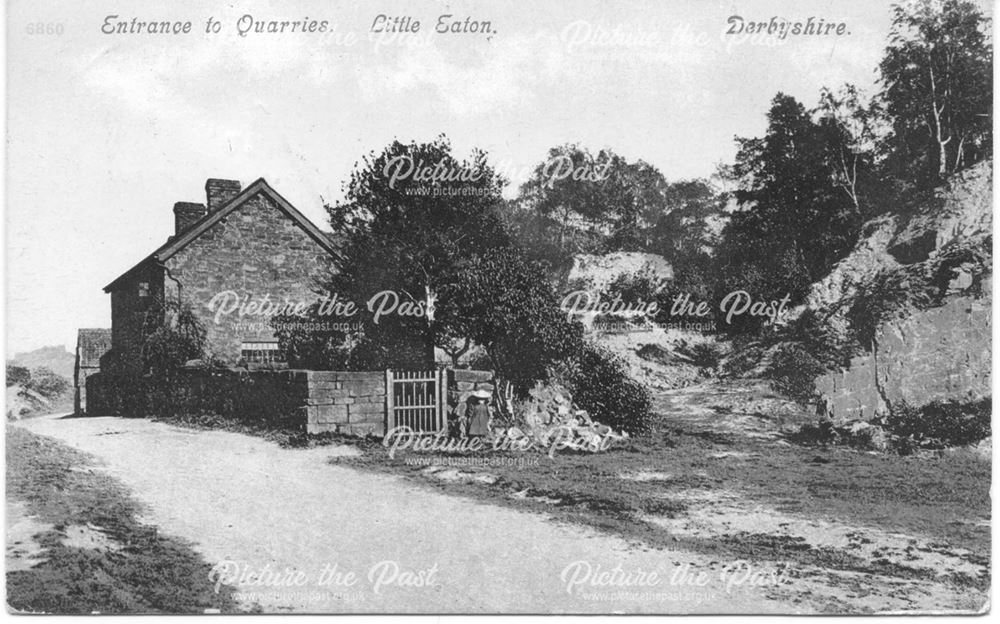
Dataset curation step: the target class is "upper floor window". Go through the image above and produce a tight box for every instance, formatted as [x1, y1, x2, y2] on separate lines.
[138, 282, 149, 298]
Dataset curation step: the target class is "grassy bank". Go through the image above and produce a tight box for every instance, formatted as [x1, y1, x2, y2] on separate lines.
[331, 410, 991, 593]
[6, 426, 244, 614]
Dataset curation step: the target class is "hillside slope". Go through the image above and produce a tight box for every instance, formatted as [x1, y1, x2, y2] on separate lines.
[9, 345, 75, 379]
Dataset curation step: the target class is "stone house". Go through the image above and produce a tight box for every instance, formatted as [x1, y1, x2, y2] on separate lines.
[101, 178, 340, 377]
[74, 328, 111, 413]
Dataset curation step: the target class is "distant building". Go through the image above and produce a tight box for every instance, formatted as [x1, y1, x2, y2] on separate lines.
[100, 178, 341, 378]
[74, 328, 111, 414]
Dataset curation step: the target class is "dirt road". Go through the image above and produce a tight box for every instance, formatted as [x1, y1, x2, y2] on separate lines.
[14, 413, 801, 614]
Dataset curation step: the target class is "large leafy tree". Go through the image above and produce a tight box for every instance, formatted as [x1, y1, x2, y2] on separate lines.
[324, 136, 511, 369]
[878, 0, 992, 183]
[645, 178, 724, 301]
[717, 94, 861, 332]
[278, 138, 593, 395]
[815, 84, 884, 217]
[515, 145, 672, 255]
[439, 246, 585, 390]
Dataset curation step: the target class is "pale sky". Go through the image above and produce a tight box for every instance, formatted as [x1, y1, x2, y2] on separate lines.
[6, 0, 952, 354]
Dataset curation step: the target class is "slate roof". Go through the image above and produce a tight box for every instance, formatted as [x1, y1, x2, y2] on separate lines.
[103, 178, 340, 292]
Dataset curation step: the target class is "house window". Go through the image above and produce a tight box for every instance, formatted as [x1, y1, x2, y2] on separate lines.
[241, 341, 284, 364]
[138, 282, 149, 298]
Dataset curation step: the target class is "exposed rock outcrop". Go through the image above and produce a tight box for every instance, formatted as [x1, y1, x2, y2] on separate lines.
[809, 161, 992, 420]
[568, 252, 673, 293]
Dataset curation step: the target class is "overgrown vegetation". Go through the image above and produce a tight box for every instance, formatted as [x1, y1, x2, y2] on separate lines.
[7, 366, 71, 400]
[790, 397, 991, 455]
[557, 344, 654, 436]
[846, 239, 991, 348]
[6, 364, 73, 418]
[885, 398, 992, 452]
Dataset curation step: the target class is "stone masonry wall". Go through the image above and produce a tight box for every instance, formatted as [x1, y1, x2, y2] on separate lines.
[93, 366, 496, 436]
[75, 367, 101, 414]
[108, 263, 165, 376]
[88, 368, 386, 436]
[300, 371, 386, 436]
[447, 369, 495, 410]
[164, 190, 334, 361]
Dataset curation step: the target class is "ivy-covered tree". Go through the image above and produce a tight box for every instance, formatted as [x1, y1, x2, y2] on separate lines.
[140, 301, 207, 380]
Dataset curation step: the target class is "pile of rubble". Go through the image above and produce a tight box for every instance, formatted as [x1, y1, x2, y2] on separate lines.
[509, 381, 627, 450]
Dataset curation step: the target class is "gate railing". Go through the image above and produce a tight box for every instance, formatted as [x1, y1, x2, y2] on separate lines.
[385, 369, 445, 432]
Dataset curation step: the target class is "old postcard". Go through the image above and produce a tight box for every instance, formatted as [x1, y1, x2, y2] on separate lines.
[5, 0, 992, 615]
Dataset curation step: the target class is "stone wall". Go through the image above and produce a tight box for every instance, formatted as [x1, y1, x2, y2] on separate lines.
[87, 368, 387, 437]
[447, 369, 495, 410]
[299, 371, 386, 436]
[815, 292, 991, 421]
[74, 367, 100, 414]
[89, 366, 497, 436]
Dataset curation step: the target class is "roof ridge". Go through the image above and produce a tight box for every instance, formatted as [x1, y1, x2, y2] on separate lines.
[103, 178, 339, 292]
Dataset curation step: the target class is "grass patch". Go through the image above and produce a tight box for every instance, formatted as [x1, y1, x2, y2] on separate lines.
[331, 411, 990, 575]
[6, 426, 244, 614]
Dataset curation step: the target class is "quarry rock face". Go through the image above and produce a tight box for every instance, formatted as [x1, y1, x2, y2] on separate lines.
[568, 252, 673, 292]
[888, 161, 993, 264]
[816, 289, 991, 421]
[813, 161, 993, 419]
[794, 215, 901, 322]
[875, 290, 991, 412]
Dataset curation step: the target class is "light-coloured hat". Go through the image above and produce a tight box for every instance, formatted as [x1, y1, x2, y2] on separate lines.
[471, 389, 492, 400]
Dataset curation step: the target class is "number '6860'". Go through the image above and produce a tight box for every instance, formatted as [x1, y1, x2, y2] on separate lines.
[26, 22, 64, 35]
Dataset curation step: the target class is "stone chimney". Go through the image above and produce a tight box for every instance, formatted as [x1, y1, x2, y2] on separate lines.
[205, 178, 242, 212]
[173, 202, 207, 235]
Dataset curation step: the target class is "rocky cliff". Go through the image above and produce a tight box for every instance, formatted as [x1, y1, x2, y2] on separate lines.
[808, 161, 992, 420]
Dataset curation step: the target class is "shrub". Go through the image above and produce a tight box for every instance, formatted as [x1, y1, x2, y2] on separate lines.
[601, 271, 667, 305]
[788, 420, 840, 446]
[785, 309, 858, 369]
[766, 343, 825, 403]
[6, 364, 30, 387]
[673, 338, 727, 369]
[563, 344, 654, 436]
[883, 398, 991, 450]
[141, 303, 207, 379]
[25, 367, 70, 400]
